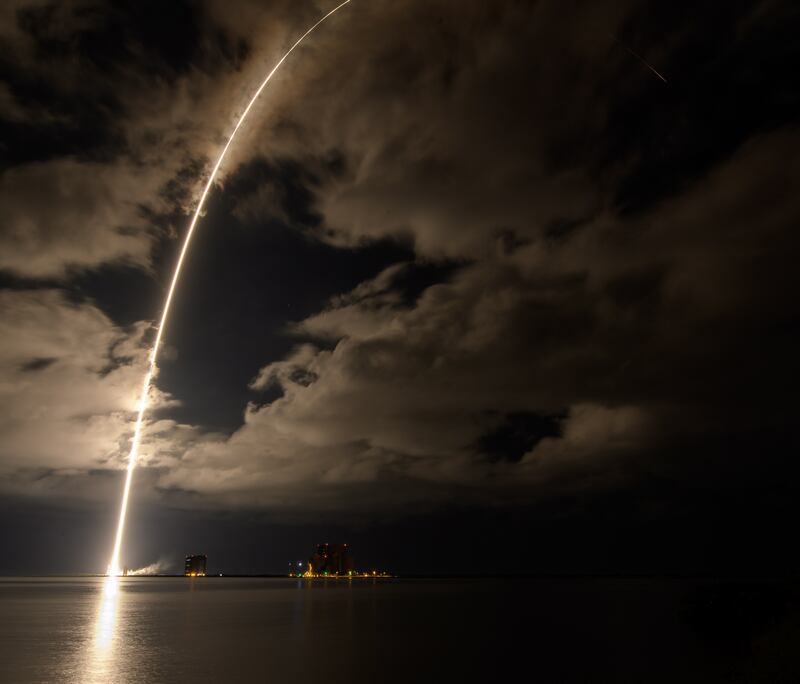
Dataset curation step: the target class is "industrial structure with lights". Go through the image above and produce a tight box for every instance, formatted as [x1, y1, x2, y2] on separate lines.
[184, 554, 207, 577]
[289, 544, 392, 578]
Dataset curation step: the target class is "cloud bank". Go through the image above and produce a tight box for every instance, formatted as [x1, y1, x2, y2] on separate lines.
[0, 0, 798, 521]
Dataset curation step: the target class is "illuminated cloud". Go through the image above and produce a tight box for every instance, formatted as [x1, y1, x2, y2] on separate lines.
[0, 289, 184, 487]
[155, 125, 800, 511]
[0, 0, 797, 526]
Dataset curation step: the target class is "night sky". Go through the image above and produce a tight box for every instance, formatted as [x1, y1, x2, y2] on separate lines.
[0, 0, 798, 576]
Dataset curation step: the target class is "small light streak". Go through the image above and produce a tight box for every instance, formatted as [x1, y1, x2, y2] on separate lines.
[622, 44, 668, 83]
[609, 32, 668, 84]
[104, 0, 352, 578]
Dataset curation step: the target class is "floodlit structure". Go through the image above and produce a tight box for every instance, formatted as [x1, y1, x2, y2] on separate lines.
[184, 554, 207, 577]
[295, 544, 391, 578]
[308, 543, 354, 576]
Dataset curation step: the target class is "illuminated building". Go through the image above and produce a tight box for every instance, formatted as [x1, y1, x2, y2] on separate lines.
[307, 543, 354, 576]
[184, 554, 207, 577]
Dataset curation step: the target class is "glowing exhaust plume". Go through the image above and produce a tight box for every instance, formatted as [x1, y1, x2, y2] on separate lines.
[106, 0, 352, 576]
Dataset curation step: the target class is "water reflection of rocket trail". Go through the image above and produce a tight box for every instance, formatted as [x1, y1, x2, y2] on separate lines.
[106, 0, 352, 578]
[83, 575, 123, 684]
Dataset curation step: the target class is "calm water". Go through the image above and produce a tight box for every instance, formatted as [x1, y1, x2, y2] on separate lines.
[0, 576, 798, 683]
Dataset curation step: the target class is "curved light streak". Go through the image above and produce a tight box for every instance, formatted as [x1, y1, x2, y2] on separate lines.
[622, 44, 668, 83]
[106, 0, 352, 576]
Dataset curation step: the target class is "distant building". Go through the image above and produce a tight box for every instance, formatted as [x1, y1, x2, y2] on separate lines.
[308, 543, 353, 576]
[184, 554, 207, 576]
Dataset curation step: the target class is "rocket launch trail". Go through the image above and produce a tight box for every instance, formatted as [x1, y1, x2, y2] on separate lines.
[106, 0, 352, 577]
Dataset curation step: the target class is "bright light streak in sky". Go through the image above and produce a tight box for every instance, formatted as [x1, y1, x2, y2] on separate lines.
[106, 0, 352, 576]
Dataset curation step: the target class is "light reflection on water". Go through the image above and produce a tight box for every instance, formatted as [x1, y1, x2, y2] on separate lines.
[0, 576, 764, 683]
[83, 575, 123, 683]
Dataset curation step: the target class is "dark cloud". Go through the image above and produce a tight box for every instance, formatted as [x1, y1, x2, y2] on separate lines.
[19, 356, 57, 372]
[478, 412, 565, 463]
